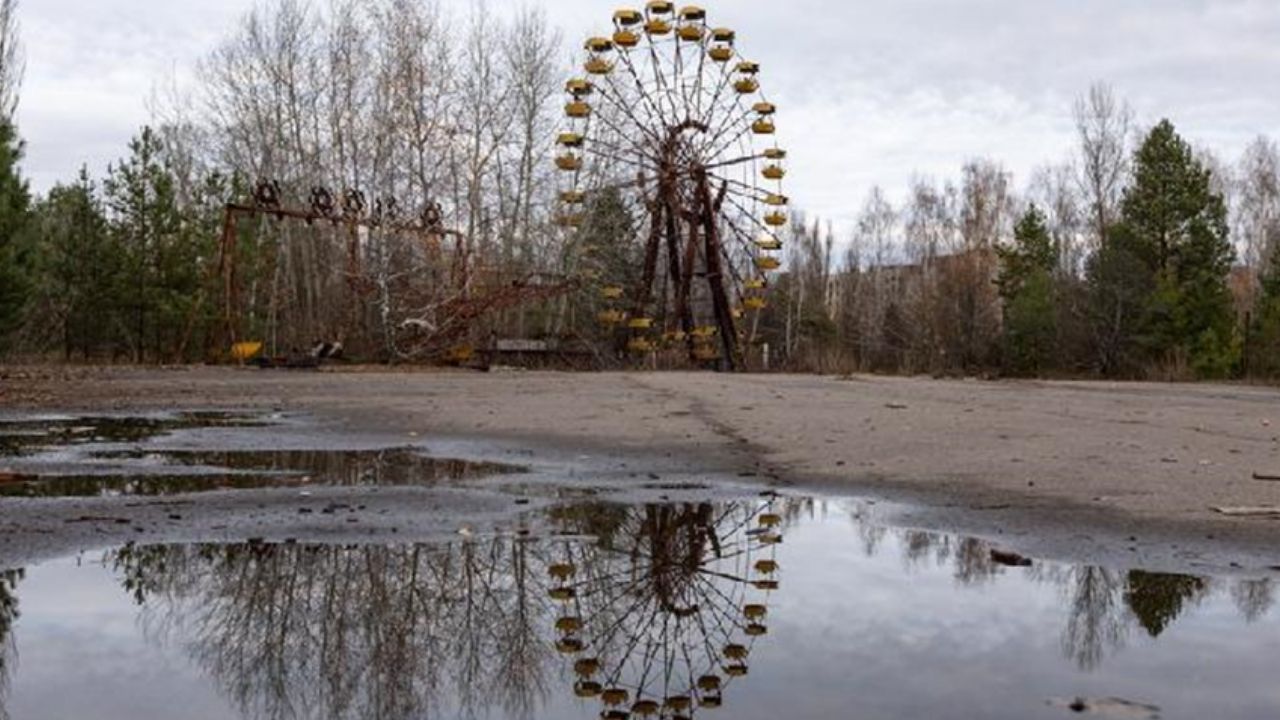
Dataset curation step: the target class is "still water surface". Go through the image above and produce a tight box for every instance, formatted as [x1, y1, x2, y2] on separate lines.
[2, 499, 1278, 720]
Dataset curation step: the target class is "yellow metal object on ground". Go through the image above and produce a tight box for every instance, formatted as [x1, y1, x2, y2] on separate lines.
[446, 345, 475, 363]
[230, 341, 263, 361]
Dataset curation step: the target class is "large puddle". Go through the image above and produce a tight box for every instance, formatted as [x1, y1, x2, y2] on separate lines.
[1, 498, 1277, 720]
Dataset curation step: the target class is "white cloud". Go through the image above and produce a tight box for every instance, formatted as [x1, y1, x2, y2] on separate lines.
[15, 0, 1280, 236]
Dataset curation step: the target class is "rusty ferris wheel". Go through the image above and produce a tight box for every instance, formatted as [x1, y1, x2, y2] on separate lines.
[556, 3, 790, 371]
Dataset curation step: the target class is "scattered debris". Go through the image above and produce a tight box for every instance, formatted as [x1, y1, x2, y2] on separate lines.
[1048, 696, 1160, 719]
[1212, 506, 1280, 517]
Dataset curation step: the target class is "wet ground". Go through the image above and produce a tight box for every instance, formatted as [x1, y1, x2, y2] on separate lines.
[1, 410, 1279, 719]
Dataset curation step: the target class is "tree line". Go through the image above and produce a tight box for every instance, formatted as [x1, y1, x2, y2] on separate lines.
[760, 86, 1280, 380]
[0, 0, 1277, 379]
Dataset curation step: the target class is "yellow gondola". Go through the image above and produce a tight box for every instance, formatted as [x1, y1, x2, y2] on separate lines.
[628, 317, 653, 329]
[752, 119, 775, 135]
[762, 164, 786, 180]
[574, 681, 603, 698]
[585, 37, 614, 53]
[736, 60, 760, 74]
[602, 688, 630, 706]
[734, 78, 759, 94]
[745, 278, 767, 290]
[764, 192, 789, 206]
[755, 236, 782, 250]
[585, 58, 614, 75]
[754, 101, 777, 115]
[598, 309, 625, 324]
[744, 297, 767, 310]
[565, 78, 593, 96]
[555, 154, 582, 171]
[711, 27, 735, 43]
[723, 644, 749, 660]
[560, 190, 586, 204]
[755, 559, 779, 574]
[764, 147, 787, 160]
[557, 132, 585, 147]
[756, 256, 782, 271]
[665, 696, 693, 712]
[554, 214, 583, 228]
[565, 101, 591, 118]
[696, 675, 721, 692]
[600, 285, 624, 299]
[765, 211, 787, 226]
[745, 623, 768, 636]
[708, 46, 733, 62]
[645, 18, 672, 35]
[632, 700, 660, 716]
[677, 24, 704, 42]
[679, 5, 706, 20]
[646, 0, 674, 13]
[613, 29, 640, 47]
[726, 664, 749, 677]
[614, 8, 643, 25]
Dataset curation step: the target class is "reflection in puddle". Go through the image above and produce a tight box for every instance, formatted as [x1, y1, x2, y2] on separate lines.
[0, 412, 268, 457]
[0, 449, 523, 497]
[1, 500, 1279, 719]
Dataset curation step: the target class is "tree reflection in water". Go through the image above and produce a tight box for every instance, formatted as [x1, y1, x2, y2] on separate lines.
[0, 501, 1275, 719]
[102, 498, 789, 720]
[0, 569, 21, 720]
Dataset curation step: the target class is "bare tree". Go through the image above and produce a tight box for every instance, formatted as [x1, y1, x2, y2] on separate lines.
[1236, 135, 1280, 271]
[1074, 83, 1133, 247]
[0, 0, 22, 120]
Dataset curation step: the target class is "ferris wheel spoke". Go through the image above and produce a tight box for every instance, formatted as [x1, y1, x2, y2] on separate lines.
[603, 54, 670, 143]
[593, 79, 664, 147]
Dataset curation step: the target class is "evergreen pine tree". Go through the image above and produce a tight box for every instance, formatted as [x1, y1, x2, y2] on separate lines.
[1118, 119, 1237, 377]
[0, 119, 30, 346]
[997, 205, 1057, 375]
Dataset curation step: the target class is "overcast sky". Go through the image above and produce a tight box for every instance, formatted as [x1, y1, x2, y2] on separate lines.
[16, 0, 1280, 229]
